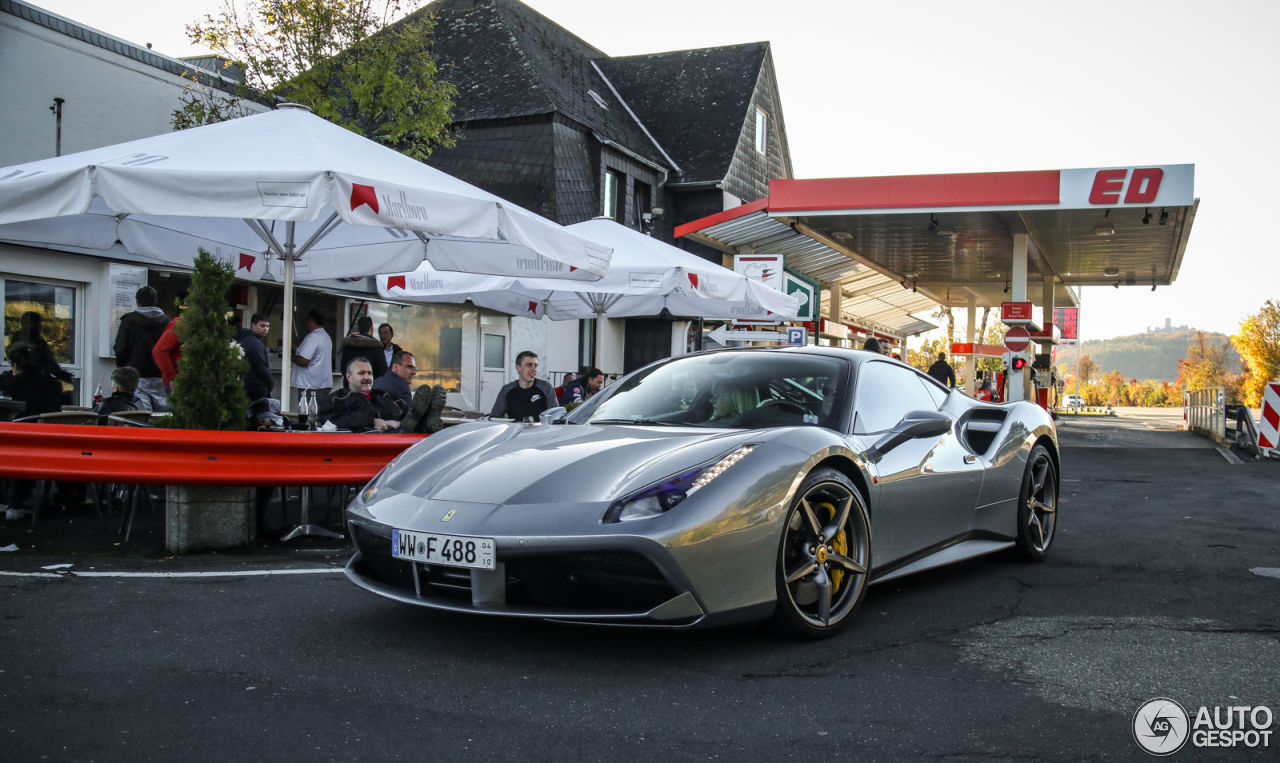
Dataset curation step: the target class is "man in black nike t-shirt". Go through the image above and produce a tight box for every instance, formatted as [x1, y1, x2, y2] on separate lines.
[489, 350, 558, 421]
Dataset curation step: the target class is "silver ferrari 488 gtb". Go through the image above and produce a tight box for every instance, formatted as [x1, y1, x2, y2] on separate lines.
[346, 347, 1059, 638]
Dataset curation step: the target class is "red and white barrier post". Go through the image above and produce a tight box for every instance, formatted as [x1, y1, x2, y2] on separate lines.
[1259, 381, 1280, 459]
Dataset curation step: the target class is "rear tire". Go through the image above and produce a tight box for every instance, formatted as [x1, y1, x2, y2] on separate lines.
[1014, 444, 1058, 561]
[772, 468, 871, 639]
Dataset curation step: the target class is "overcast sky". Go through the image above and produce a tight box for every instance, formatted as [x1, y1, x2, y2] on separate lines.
[29, 0, 1280, 341]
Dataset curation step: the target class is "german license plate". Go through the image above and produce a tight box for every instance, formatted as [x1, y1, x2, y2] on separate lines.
[390, 528, 495, 570]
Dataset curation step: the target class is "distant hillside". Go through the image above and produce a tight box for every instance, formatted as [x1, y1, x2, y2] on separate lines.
[1070, 331, 1239, 382]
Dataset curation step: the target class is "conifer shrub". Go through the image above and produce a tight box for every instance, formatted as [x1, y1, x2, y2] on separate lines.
[164, 249, 248, 430]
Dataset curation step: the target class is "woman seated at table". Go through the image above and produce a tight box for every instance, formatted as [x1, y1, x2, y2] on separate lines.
[0, 343, 64, 512]
[0, 343, 63, 418]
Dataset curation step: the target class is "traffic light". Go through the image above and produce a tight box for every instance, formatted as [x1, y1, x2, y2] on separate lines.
[1011, 356, 1029, 371]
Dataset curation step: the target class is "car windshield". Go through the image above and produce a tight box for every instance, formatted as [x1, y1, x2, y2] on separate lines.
[568, 352, 849, 430]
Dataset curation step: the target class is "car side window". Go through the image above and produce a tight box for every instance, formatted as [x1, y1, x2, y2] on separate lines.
[853, 361, 940, 433]
[918, 375, 948, 407]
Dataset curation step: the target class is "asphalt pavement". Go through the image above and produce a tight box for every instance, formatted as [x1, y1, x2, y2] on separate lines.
[3, 417, 1278, 762]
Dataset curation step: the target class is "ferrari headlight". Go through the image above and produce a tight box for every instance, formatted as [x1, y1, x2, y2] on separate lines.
[357, 462, 397, 505]
[602, 444, 757, 524]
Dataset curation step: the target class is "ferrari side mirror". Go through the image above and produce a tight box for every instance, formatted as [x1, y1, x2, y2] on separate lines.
[864, 410, 952, 463]
[539, 406, 568, 425]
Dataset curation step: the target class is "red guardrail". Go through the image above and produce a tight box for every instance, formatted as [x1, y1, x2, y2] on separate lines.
[0, 423, 425, 486]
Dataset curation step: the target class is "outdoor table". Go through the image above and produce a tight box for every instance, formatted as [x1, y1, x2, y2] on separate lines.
[0, 399, 26, 422]
[276, 429, 373, 542]
[277, 430, 353, 542]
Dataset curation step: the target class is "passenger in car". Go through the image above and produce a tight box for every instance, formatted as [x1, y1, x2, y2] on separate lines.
[707, 381, 758, 424]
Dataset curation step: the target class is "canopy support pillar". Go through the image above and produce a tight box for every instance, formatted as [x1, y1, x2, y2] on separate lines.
[1009, 233, 1028, 401]
[965, 295, 976, 396]
[1041, 274, 1056, 353]
[826, 282, 843, 326]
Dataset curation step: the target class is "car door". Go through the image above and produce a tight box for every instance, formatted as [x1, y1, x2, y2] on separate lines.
[852, 361, 984, 567]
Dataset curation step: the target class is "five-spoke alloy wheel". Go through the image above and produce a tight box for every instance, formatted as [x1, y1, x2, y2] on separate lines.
[1014, 444, 1058, 561]
[773, 468, 871, 639]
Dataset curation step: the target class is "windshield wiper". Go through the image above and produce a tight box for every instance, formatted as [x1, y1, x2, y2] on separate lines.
[590, 418, 696, 427]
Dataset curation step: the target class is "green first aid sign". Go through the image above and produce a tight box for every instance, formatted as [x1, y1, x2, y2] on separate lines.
[784, 272, 816, 321]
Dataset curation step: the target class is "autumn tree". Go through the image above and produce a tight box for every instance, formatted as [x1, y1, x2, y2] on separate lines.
[1175, 331, 1232, 391]
[1078, 354, 1099, 384]
[908, 335, 951, 372]
[182, 0, 456, 159]
[1232, 300, 1280, 407]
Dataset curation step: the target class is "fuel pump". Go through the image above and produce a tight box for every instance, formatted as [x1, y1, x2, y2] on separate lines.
[998, 351, 1034, 405]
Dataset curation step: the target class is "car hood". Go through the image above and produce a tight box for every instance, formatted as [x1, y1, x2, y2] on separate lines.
[381, 422, 762, 506]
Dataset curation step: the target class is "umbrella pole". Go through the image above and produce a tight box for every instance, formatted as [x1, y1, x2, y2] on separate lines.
[280, 222, 296, 409]
[278, 221, 340, 543]
[593, 311, 603, 369]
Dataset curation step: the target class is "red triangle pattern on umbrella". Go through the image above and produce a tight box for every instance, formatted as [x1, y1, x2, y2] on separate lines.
[350, 183, 379, 213]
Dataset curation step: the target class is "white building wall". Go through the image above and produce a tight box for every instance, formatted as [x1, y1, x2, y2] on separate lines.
[543, 318, 579, 377]
[598, 317, 625, 376]
[0, 9, 268, 168]
[670, 320, 691, 358]
[509, 316, 548, 380]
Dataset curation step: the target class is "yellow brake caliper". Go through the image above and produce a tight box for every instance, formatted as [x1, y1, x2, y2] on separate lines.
[815, 502, 847, 594]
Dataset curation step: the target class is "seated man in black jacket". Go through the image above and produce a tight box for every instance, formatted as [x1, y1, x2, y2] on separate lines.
[94, 367, 143, 422]
[324, 357, 406, 432]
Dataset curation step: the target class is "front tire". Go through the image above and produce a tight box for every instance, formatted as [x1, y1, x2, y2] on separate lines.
[772, 468, 871, 639]
[1014, 444, 1058, 561]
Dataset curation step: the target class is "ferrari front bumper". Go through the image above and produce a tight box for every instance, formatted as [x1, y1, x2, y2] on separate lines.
[345, 521, 708, 626]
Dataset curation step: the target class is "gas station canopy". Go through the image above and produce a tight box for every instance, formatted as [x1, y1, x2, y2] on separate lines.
[677, 164, 1197, 317]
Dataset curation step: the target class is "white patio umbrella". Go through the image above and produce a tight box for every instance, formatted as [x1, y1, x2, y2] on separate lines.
[374, 219, 799, 364]
[0, 106, 611, 395]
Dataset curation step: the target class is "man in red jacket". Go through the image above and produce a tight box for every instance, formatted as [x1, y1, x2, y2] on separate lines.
[152, 317, 182, 390]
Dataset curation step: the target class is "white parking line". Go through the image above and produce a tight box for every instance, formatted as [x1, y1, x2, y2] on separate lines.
[1251, 568, 1280, 580]
[1215, 446, 1244, 464]
[0, 568, 344, 578]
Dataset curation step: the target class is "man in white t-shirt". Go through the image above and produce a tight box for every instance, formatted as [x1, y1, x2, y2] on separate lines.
[290, 309, 333, 409]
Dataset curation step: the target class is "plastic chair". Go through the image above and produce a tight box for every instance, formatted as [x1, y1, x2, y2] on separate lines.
[107, 411, 152, 426]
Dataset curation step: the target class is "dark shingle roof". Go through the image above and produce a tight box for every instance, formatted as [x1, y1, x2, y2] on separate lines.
[422, 0, 669, 168]
[596, 43, 768, 184]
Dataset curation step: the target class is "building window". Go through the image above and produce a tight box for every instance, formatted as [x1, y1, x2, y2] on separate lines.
[632, 181, 651, 229]
[4, 279, 76, 364]
[483, 333, 506, 371]
[358, 300, 468, 392]
[3, 277, 80, 403]
[579, 318, 596, 370]
[755, 109, 768, 155]
[603, 169, 623, 222]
